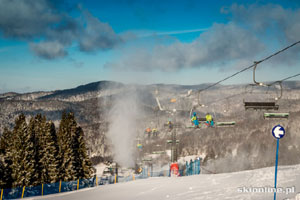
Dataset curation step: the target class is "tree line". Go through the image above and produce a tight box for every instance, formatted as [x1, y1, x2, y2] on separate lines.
[0, 112, 93, 188]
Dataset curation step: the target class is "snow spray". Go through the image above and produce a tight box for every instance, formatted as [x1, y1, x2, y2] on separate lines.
[106, 87, 142, 167]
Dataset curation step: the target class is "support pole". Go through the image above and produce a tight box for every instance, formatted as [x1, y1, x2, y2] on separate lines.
[59, 180, 62, 193]
[274, 139, 280, 200]
[21, 186, 25, 199]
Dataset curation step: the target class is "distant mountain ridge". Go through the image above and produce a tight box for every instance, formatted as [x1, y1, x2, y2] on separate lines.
[1, 80, 299, 101]
[38, 81, 124, 100]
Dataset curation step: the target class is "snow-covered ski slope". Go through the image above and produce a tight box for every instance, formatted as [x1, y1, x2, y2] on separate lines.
[33, 164, 300, 200]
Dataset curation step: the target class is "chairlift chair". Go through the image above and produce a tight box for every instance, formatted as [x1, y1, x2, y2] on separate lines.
[244, 62, 282, 110]
[189, 90, 208, 121]
[190, 90, 236, 128]
[216, 121, 236, 127]
[166, 140, 179, 144]
[188, 106, 206, 128]
[152, 144, 165, 155]
[264, 113, 289, 119]
[244, 101, 279, 110]
[216, 98, 237, 127]
[142, 158, 152, 162]
[152, 151, 165, 155]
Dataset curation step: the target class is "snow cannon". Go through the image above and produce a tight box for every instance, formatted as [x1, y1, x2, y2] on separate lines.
[170, 163, 180, 177]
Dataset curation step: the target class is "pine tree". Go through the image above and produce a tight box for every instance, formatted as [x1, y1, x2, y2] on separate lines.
[67, 113, 93, 180]
[57, 112, 77, 181]
[41, 121, 60, 183]
[57, 112, 67, 181]
[0, 160, 4, 186]
[72, 126, 83, 179]
[11, 114, 27, 187]
[67, 112, 80, 180]
[24, 117, 40, 186]
[33, 114, 47, 185]
[1, 112, 93, 188]
[75, 127, 93, 179]
[0, 128, 14, 188]
[57, 112, 93, 181]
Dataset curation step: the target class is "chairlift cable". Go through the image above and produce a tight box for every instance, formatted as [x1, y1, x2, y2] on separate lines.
[198, 40, 300, 93]
[198, 71, 300, 107]
[213, 71, 300, 104]
[269, 73, 300, 85]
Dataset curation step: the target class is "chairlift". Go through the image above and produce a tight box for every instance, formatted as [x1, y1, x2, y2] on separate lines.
[244, 101, 279, 110]
[189, 105, 207, 125]
[166, 140, 179, 144]
[216, 121, 236, 127]
[244, 62, 282, 110]
[190, 90, 236, 128]
[264, 113, 289, 119]
[213, 97, 236, 127]
[223, 98, 230, 113]
[152, 151, 165, 155]
[152, 144, 165, 154]
[135, 137, 143, 149]
[142, 158, 152, 162]
[154, 89, 180, 116]
[189, 90, 207, 120]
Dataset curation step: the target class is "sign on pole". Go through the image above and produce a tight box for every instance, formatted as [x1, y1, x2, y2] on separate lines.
[272, 124, 285, 200]
[272, 125, 285, 139]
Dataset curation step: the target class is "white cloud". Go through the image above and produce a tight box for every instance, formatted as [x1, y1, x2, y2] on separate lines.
[0, 0, 123, 59]
[105, 23, 264, 71]
[106, 3, 300, 72]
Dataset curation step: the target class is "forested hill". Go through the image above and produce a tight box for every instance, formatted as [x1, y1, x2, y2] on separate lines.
[1, 80, 300, 173]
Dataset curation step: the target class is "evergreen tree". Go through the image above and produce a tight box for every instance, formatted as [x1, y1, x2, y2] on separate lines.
[72, 126, 83, 179]
[11, 114, 27, 187]
[75, 127, 93, 179]
[24, 117, 40, 186]
[57, 112, 67, 181]
[57, 112, 77, 181]
[1, 112, 93, 187]
[69, 114, 93, 179]
[57, 112, 93, 181]
[41, 121, 60, 183]
[33, 114, 47, 185]
[0, 128, 14, 188]
[0, 160, 4, 186]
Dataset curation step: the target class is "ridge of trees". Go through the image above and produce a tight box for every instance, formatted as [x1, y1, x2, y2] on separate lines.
[0, 112, 93, 188]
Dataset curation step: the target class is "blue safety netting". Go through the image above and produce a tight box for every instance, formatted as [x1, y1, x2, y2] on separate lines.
[1, 160, 203, 199]
[185, 159, 201, 176]
[43, 182, 60, 196]
[2, 187, 23, 200]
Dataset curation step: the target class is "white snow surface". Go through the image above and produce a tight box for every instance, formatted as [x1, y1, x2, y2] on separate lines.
[31, 164, 300, 200]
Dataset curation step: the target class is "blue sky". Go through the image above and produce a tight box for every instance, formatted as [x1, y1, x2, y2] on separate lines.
[0, 0, 300, 93]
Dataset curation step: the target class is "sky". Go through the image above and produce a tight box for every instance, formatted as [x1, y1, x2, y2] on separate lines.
[0, 0, 300, 93]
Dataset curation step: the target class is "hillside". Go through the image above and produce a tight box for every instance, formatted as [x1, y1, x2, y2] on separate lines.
[1, 81, 300, 173]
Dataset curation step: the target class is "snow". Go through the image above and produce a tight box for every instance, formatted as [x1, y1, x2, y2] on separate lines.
[93, 163, 108, 176]
[31, 164, 300, 200]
